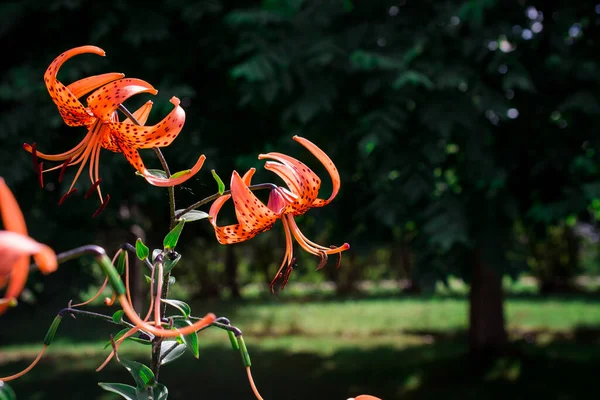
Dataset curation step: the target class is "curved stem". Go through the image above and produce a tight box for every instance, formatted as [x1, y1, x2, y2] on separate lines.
[174, 183, 278, 220]
[246, 366, 264, 400]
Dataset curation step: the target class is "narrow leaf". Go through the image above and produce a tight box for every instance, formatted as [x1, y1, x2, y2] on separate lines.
[161, 299, 191, 318]
[138, 169, 168, 179]
[160, 340, 187, 365]
[173, 319, 200, 358]
[0, 381, 17, 400]
[163, 253, 181, 275]
[112, 310, 125, 323]
[175, 210, 210, 222]
[119, 359, 155, 389]
[211, 169, 225, 195]
[98, 383, 137, 400]
[135, 238, 149, 260]
[163, 219, 185, 250]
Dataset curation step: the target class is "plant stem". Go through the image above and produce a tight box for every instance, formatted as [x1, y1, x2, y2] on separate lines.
[119, 103, 179, 379]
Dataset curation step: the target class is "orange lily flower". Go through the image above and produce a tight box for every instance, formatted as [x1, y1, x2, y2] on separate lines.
[24, 45, 205, 210]
[0, 178, 57, 314]
[353, 396, 382, 400]
[209, 136, 349, 290]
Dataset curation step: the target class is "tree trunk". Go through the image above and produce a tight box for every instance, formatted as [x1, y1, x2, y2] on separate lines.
[469, 248, 508, 356]
[225, 246, 241, 298]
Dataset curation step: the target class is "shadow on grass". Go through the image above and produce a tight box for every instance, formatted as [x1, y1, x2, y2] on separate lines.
[1, 336, 599, 400]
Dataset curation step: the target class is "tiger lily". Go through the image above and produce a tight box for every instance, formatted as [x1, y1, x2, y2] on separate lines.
[209, 136, 349, 291]
[0, 178, 57, 314]
[24, 45, 205, 210]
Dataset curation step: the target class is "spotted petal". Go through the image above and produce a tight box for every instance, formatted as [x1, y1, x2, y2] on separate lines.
[209, 170, 284, 244]
[108, 97, 186, 149]
[44, 45, 123, 127]
[87, 78, 157, 121]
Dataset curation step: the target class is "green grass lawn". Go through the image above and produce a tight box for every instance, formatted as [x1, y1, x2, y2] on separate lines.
[1, 290, 599, 399]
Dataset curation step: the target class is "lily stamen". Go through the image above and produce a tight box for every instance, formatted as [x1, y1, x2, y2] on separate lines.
[58, 188, 77, 205]
[92, 194, 110, 218]
[58, 156, 73, 182]
[84, 179, 102, 199]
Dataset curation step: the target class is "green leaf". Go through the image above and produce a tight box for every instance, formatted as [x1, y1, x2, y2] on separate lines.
[0, 381, 17, 400]
[147, 382, 169, 400]
[112, 310, 125, 324]
[98, 382, 137, 400]
[104, 328, 152, 349]
[144, 274, 152, 284]
[160, 340, 187, 365]
[392, 70, 434, 90]
[116, 250, 127, 275]
[163, 219, 185, 250]
[119, 359, 155, 389]
[161, 299, 191, 318]
[163, 253, 181, 275]
[175, 210, 210, 222]
[171, 169, 191, 179]
[138, 169, 168, 179]
[173, 319, 200, 358]
[135, 239, 149, 260]
[211, 169, 225, 195]
[350, 50, 401, 71]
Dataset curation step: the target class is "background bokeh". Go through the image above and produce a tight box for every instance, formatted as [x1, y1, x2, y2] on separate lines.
[1, 1, 600, 399]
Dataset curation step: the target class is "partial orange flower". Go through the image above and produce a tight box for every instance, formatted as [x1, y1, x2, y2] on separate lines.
[0, 178, 57, 314]
[209, 136, 349, 290]
[353, 396, 382, 400]
[25, 45, 205, 210]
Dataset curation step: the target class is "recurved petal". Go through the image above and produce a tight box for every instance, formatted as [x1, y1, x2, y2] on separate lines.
[0, 178, 27, 235]
[293, 135, 341, 207]
[0, 255, 28, 315]
[123, 100, 154, 126]
[87, 78, 157, 121]
[66, 72, 125, 99]
[44, 45, 110, 127]
[207, 171, 281, 245]
[142, 155, 206, 187]
[0, 231, 56, 315]
[208, 194, 247, 244]
[108, 97, 186, 149]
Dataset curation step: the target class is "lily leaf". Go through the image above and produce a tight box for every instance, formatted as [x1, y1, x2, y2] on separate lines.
[163, 219, 185, 250]
[138, 169, 168, 179]
[161, 299, 191, 318]
[163, 253, 181, 275]
[98, 383, 137, 400]
[160, 340, 187, 365]
[119, 359, 155, 389]
[135, 238, 149, 260]
[104, 328, 152, 349]
[175, 209, 210, 222]
[0, 381, 17, 400]
[112, 310, 125, 324]
[173, 319, 200, 358]
[211, 169, 225, 195]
